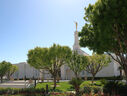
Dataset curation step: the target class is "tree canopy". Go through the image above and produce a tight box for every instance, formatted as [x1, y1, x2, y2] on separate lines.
[27, 44, 71, 89]
[0, 61, 11, 82]
[66, 51, 88, 78]
[6, 65, 18, 80]
[85, 53, 111, 83]
[79, 0, 127, 53]
[79, 0, 127, 80]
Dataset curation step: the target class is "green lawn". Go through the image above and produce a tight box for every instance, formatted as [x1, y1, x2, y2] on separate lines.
[36, 80, 102, 92]
[80, 80, 102, 88]
[36, 82, 73, 92]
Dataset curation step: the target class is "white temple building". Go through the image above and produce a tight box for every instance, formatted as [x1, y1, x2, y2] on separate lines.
[12, 62, 40, 79]
[60, 22, 120, 80]
[12, 23, 120, 80]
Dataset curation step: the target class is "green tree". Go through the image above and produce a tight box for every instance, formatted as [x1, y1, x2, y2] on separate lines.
[85, 54, 110, 83]
[66, 51, 88, 78]
[0, 61, 11, 83]
[27, 44, 71, 89]
[6, 65, 18, 80]
[79, 0, 127, 80]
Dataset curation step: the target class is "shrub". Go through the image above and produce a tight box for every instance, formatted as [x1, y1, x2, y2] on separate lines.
[80, 81, 90, 88]
[0, 88, 18, 95]
[91, 86, 102, 94]
[0, 88, 45, 95]
[118, 85, 127, 96]
[49, 89, 62, 92]
[83, 86, 92, 94]
[82, 76, 123, 80]
[69, 78, 83, 95]
[82, 85, 102, 95]
[100, 79, 107, 85]
[103, 80, 124, 95]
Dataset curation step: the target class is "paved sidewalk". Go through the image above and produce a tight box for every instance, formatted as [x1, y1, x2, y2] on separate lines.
[0, 80, 29, 88]
[0, 80, 70, 88]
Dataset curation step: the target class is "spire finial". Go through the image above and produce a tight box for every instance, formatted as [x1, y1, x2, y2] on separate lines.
[75, 22, 78, 32]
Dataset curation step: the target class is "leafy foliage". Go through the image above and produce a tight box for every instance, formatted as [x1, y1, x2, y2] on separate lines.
[79, 0, 127, 53]
[6, 65, 18, 80]
[27, 44, 71, 89]
[0, 61, 11, 82]
[85, 53, 111, 83]
[0, 87, 45, 95]
[66, 51, 88, 78]
[79, 0, 127, 79]
[27, 44, 71, 71]
[103, 80, 126, 95]
[69, 78, 83, 95]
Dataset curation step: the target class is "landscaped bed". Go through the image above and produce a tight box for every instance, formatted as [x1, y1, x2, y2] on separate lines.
[35, 81, 104, 95]
[0, 80, 127, 96]
[0, 81, 102, 96]
[36, 81, 103, 91]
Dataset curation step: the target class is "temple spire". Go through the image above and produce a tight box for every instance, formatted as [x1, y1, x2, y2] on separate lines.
[73, 22, 80, 50]
[75, 22, 78, 32]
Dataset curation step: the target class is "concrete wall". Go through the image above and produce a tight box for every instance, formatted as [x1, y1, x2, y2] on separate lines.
[60, 59, 120, 80]
[61, 65, 75, 80]
[12, 59, 120, 80]
[96, 60, 119, 77]
[12, 62, 40, 79]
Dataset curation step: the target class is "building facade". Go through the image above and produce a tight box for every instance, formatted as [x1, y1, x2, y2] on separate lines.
[12, 62, 40, 79]
[60, 23, 120, 80]
[12, 23, 120, 80]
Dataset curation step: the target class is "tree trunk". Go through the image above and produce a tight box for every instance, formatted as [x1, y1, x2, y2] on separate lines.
[92, 75, 95, 84]
[75, 75, 78, 79]
[120, 70, 122, 78]
[53, 76, 56, 90]
[84, 75, 87, 81]
[75, 73, 79, 79]
[7, 73, 10, 80]
[56, 75, 60, 83]
[7, 74, 10, 80]
[1, 77, 3, 83]
[75, 86, 80, 96]
[123, 65, 127, 81]
[84, 71, 87, 80]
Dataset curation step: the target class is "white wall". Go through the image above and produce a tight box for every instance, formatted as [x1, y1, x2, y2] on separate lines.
[12, 62, 40, 79]
[60, 59, 120, 80]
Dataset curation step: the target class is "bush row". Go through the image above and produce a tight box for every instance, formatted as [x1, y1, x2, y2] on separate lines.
[0, 88, 45, 95]
[80, 85, 102, 95]
[81, 76, 123, 80]
[9, 76, 124, 80]
[103, 80, 127, 96]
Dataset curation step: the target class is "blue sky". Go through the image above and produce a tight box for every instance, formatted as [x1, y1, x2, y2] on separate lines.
[0, 0, 96, 64]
